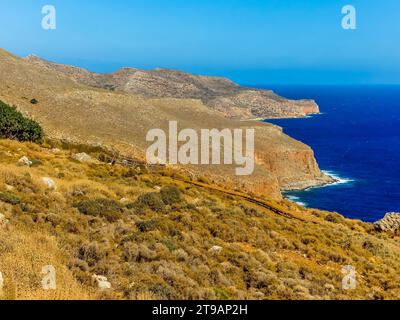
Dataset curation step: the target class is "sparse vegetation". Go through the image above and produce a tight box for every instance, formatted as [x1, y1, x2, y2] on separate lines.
[0, 192, 21, 205]
[73, 198, 123, 222]
[1, 138, 400, 300]
[160, 186, 183, 205]
[135, 192, 166, 212]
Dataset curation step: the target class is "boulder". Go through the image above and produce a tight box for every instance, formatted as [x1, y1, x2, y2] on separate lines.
[50, 148, 61, 154]
[18, 156, 32, 166]
[209, 245, 223, 255]
[119, 198, 129, 204]
[72, 152, 92, 163]
[0, 214, 9, 227]
[93, 274, 111, 290]
[374, 213, 400, 233]
[42, 177, 57, 190]
[4, 184, 14, 191]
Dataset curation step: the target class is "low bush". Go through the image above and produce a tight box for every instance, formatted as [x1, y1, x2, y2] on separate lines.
[136, 219, 159, 232]
[122, 243, 139, 262]
[78, 242, 107, 266]
[73, 198, 123, 222]
[325, 213, 343, 223]
[160, 186, 183, 205]
[0, 101, 43, 143]
[0, 192, 21, 205]
[135, 192, 165, 212]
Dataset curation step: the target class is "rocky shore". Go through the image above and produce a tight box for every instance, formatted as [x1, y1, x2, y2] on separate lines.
[281, 174, 336, 191]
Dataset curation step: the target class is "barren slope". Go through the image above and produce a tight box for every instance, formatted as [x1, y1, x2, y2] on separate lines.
[0, 49, 331, 199]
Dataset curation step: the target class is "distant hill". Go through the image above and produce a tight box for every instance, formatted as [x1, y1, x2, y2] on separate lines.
[25, 55, 320, 120]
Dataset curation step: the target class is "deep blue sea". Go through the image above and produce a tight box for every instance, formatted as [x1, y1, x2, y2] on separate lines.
[261, 85, 400, 222]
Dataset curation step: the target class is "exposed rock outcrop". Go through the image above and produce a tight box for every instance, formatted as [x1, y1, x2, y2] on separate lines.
[41, 177, 56, 190]
[93, 274, 112, 290]
[18, 156, 32, 167]
[209, 246, 223, 255]
[0, 214, 9, 227]
[374, 213, 400, 233]
[72, 152, 93, 163]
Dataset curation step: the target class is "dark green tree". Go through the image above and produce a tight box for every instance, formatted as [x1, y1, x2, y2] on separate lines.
[0, 101, 43, 143]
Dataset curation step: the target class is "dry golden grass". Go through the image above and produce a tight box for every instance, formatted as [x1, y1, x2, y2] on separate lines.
[0, 224, 93, 300]
[1, 138, 400, 300]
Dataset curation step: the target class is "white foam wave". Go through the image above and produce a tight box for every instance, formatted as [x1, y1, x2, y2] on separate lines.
[286, 195, 307, 207]
[285, 170, 354, 207]
[322, 170, 355, 186]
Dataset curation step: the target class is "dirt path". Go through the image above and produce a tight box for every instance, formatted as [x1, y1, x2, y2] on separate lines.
[177, 179, 319, 224]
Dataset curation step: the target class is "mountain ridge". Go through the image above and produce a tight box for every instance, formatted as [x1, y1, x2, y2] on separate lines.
[25, 55, 320, 120]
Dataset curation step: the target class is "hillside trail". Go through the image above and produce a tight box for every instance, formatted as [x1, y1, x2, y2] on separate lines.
[112, 155, 322, 225]
[176, 179, 320, 224]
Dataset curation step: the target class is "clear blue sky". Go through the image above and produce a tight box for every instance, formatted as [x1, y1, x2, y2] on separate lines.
[1, 0, 399, 85]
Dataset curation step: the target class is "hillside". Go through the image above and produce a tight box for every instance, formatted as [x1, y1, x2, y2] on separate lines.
[25, 55, 320, 120]
[0, 49, 332, 199]
[1, 138, 400, 300]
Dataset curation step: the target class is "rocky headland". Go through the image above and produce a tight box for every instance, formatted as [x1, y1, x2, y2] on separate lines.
[25, 55, 320, 120]
[0, 49, 331, 199]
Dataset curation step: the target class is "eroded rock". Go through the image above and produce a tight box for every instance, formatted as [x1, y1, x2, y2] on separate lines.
[18, 156, 32, 167]
[0, 214, 10, 227]
[93, 274, 111, 290]
[209, 245, 223, 255]
[374, 213, 400, 233]
[4, 184, 14, 191]
[42, 177, 57, 190]
[72, 152, 92, 163]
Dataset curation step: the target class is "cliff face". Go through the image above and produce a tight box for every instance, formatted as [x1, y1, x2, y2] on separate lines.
[0, 49, 331, 199]
[25, 55, 320, 120]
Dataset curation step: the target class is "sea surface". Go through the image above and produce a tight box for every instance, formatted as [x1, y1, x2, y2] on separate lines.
[261, 85, 400, 222]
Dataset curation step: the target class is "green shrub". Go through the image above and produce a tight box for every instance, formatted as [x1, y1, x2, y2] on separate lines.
[73, 198, 123, 222]
[0, 192, 21, 205]
[160, 186, 183, 205]
[0, 101, 43, 143]
[122, 243, 139, 262]
[136, 219, 159, 232]
[136, 192, 165, 212]
[78, 242, 107, 266]
[325, 213, 343, 223]
[213, 287, 231, 300]
[30, 159, 43, 167]
[163, 239, 178, 252]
